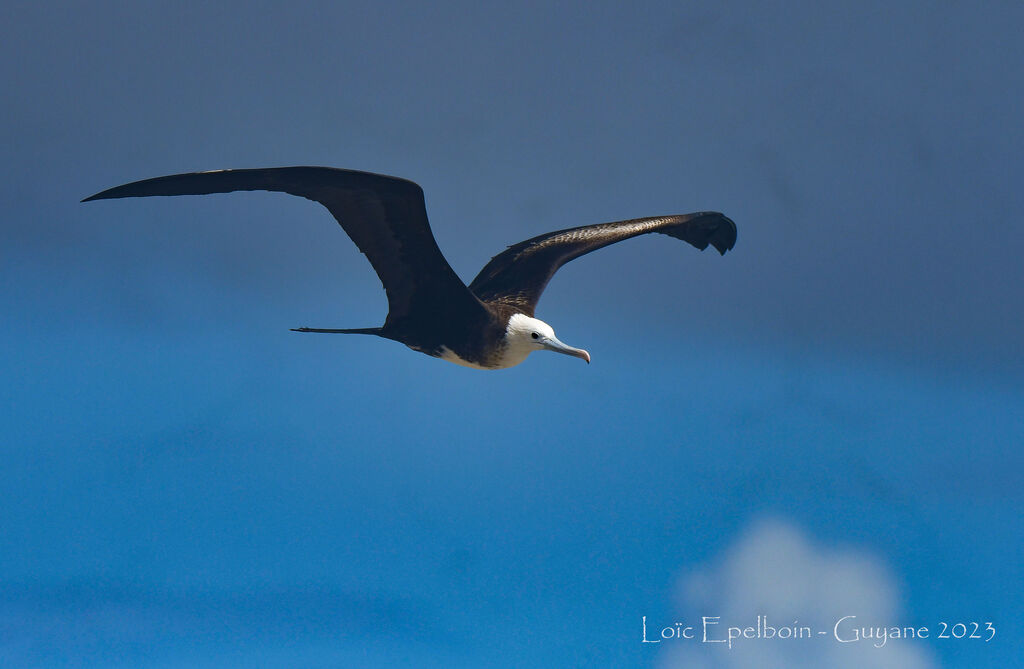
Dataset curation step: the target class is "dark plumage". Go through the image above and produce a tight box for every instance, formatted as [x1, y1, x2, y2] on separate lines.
[470, 213, 736, 315]
[83, 166, 736, 369]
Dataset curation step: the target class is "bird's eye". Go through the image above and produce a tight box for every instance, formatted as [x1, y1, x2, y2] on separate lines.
[531, 332, 539, 339]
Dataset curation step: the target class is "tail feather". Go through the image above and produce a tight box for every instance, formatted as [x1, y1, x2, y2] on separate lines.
[291, 327, 383, 335]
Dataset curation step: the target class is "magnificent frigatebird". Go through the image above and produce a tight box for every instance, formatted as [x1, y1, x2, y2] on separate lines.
[83, 167, 736, 369]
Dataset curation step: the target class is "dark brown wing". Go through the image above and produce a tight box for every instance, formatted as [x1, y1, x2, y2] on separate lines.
[468, 212, 736, 315]
[83, 167, 487, 327]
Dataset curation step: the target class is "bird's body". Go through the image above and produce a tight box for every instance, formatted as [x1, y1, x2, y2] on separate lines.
[84, 167, 736, 369]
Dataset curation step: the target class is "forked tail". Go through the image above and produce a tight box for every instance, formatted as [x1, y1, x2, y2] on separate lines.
[291, 327, 383, 335]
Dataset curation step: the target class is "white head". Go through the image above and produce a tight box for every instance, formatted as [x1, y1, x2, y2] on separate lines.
[501, 313, 591, 368]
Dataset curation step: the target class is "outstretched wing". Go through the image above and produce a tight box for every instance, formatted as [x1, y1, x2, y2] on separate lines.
[468, 212, 736, 315]
[84, 167, 487, 326]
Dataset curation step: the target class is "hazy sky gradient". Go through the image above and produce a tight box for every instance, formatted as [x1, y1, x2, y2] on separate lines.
[2, 2, 1021, 667]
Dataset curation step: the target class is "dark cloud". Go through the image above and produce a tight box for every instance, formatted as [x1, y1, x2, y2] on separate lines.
[4, 2, 1020, 375]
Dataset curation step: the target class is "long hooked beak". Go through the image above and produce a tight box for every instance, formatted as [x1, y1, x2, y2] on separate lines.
[541, 335, 591, 364]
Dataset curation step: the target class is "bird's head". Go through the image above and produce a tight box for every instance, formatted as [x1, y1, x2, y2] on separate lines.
[504, 313, 590, 365]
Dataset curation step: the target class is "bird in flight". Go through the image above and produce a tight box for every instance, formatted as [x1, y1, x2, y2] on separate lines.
[84, 167, 736, 369]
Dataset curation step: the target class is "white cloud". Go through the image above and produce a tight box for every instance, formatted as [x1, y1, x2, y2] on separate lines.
[657, 519, 938, 669]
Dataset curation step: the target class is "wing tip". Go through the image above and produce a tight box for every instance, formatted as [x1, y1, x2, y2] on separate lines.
[682, 211, 737, 255]
[81, 184, 133, 202]
[711, 213, 737, 255]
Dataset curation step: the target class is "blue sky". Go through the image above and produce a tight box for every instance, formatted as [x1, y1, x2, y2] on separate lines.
[2, 2, 1021, 667]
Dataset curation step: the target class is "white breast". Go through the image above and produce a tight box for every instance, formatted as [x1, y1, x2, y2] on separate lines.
[438, 346, 495, 370]
[438, 343, 532, 370]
